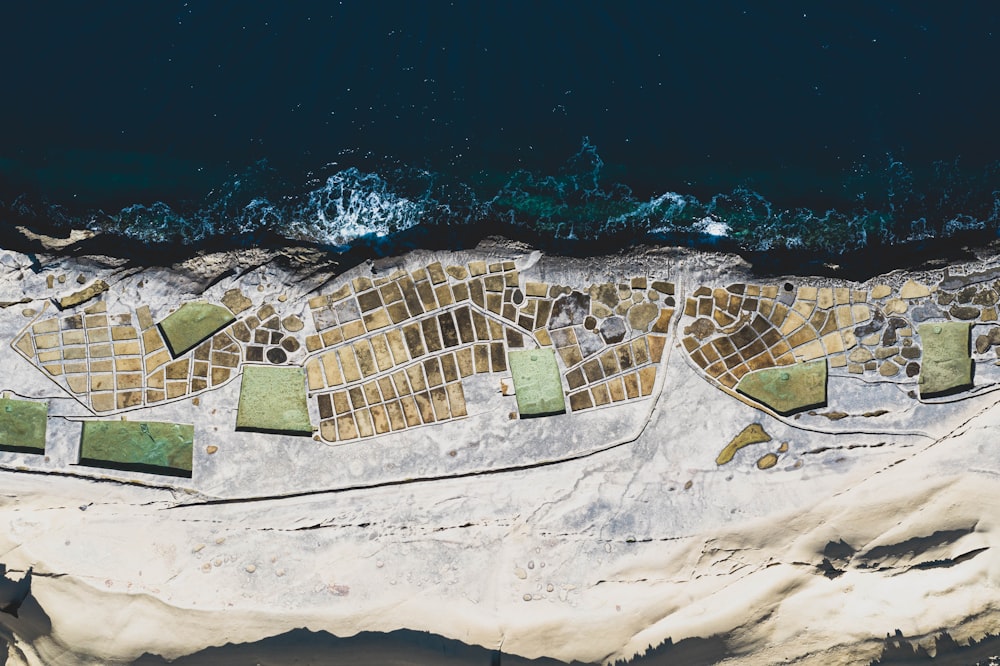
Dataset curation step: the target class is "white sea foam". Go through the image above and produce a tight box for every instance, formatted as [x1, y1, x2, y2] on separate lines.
[287, 168, 427, 247]
[695, 215, 730, 237]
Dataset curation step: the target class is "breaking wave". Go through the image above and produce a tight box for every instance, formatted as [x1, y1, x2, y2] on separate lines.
[3, 139, 1000, 259]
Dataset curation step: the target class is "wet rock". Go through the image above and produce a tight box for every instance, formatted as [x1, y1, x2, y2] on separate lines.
[651, 280, 674, 295]
[266, 347, 287, 364]
[281, 315, 304, 332]
[588, 283, 619, 309]
[879, 360, 900, 377]
[905, 362, 920, 377]
[900, 345, 921, 359]
[957, 286, 978, 304]
[937, 291, 955, 306]
[910, 304, 944, 322]
[222, 288, 253, 314]
[549, 291, 590, 329]
[599, 316, 627, 344]
[900, 280, 931, 299]
[973, 288, 999, 306]
[949, 305, 980, 321]
[684, 318, 716, 341]
[884, 299, 907, 315]
[848, 347, 873, 363]
[627, 302, 659, 331]
[577, 327, 604, 357]
[58, 280, 109, 310]
[591, 302, 613, 318]
[976, 335, 993, 355]
[854, 309, 885, 339]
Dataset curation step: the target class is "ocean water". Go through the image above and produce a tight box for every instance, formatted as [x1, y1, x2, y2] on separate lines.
[1, 3, 999, 263]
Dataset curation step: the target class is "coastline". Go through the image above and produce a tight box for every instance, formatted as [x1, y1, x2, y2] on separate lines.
[0, 232, 999, 664]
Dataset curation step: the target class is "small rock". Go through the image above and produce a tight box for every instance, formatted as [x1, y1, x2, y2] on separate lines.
[57, 274, 66, 284]
[905, 362, 920, 377]
[192, 543, 205, 553]
[879, 360, 900, 377]
[246, 564, 256, 573]
[591, 302, 613, 318]
[756, 453, 779, 470]
[549, 291, 590, 328]
[884, 299, 907, 315]
[598, 316, 627, 344]
[206, 445, 218, 454]
[910, 304, 944, 322]
[627, 302, 659, 331]
[45, 275, 54, 289]
[588, 283, 619, 309]
[950, 305, 980, 321]
[221, 288, 253, 314]
[58, 280, 109, 309]
[76, 274, 86, 284]
[957, 286, 978, 304]
[848, 347, 873, 363]
[900, 345, 921, 359]
[976, 335, 993, 355]
[257, 284, 265, 292]
[281, 315, 305, 332]
[523, 594, 532, 601]
[647, 290, 659, 301]
[277, 294, 288, 302]
[875, 346, 899, 360]
[973, 288, 999, 306]
[870, 285, 892, 299]
[651, 280, 674, 295]
[514, 567, 527, 579]
[899, 280, 930, 299]
[21, 308, 36, 318]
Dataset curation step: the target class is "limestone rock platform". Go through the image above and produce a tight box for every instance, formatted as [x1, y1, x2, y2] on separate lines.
[0, 238, 999, 664]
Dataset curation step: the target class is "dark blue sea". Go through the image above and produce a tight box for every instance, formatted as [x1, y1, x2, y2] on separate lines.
[2, 2, 999, 265]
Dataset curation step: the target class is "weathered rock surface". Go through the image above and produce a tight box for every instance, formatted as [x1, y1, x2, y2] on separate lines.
[0, 241, 1000, 666]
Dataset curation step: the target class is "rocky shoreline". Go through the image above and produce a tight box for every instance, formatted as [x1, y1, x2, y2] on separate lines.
[0, 228, 999, 664]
